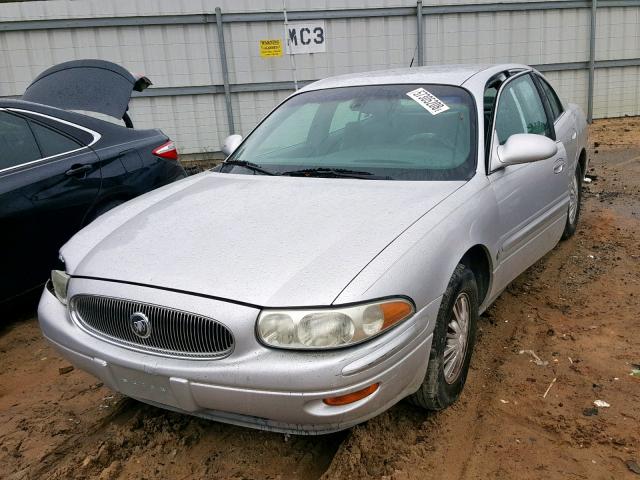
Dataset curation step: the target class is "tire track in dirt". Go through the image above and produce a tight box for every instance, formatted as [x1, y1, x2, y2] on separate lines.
[26, 397, 137, 479]
[38, 401, 345, 480]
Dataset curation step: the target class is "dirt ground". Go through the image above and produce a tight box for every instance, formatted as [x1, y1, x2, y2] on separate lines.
[1, 118, 638, 480]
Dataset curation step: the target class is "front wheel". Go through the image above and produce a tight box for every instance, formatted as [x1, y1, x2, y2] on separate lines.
[409, 264, 478, 410]
[561, 163, 582, 240]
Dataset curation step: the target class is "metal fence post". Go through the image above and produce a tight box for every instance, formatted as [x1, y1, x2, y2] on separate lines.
[587, 0, 597, 123]
[215, 7, 235, 135]
[416, 1, 423, 66]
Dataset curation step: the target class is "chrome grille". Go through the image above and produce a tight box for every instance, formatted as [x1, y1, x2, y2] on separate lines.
[69, 295, 234, 360]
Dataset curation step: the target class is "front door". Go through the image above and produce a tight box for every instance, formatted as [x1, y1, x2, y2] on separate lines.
[488, 73, 569, 294]
[0, 109, 101, 301]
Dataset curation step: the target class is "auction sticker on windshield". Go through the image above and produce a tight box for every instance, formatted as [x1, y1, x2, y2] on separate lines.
[406, 87, 450, 115]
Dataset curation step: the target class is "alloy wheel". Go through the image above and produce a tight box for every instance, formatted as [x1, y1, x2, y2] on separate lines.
[568, 172, 579, 225]
[444, 292, 470, 384]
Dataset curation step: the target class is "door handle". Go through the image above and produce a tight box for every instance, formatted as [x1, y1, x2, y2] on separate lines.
[65, 164, 92, 176]
[571, 131, 577, 140]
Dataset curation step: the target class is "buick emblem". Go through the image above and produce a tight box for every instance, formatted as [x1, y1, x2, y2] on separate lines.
[130, 312, 151, 339]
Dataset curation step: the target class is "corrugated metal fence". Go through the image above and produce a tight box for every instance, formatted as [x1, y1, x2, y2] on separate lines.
[1, 0, 639, 156]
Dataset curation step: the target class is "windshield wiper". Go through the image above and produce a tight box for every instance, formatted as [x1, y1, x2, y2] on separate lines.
[222, 159, 276, 176]
[281, 167, 384, 179]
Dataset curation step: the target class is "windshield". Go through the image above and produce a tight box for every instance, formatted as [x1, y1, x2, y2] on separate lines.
[226, 84, 477, 181]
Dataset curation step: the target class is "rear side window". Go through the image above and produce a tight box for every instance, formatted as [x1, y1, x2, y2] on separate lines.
[495, 75, 551, 145]
[29, 121, 82, 157]
[0, 111, 41, 170]
[21, 111, 94, 146]
[537, 77, 564, 121]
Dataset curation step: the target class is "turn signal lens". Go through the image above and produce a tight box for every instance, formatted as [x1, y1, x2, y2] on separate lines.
[381, 301, 414, 329]
[256, 298, 414, 350]
[323, 383, 379, 406]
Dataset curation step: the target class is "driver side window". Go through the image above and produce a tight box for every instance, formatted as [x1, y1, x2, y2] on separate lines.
[495, 75, 551, 145]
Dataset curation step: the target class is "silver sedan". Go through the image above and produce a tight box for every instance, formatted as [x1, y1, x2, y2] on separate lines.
[39, 64, 587, 434]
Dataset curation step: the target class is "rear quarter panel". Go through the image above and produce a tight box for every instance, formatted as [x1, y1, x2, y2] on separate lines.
[569, 103, 589, 171]
[89, 127, 185, 215]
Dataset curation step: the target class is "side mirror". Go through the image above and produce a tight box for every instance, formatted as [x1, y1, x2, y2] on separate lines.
[221, 134, 243, 156]
[496, 133, 558, 167]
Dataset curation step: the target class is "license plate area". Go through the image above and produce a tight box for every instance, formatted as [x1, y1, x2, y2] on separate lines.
[110, 364, 176, 405]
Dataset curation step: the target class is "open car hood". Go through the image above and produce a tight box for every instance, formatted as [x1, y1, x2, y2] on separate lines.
[22, 59, 151, 120]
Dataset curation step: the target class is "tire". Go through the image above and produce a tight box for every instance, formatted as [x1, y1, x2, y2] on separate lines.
[86, 200, 124, 224]
[409, 264, 479, 410]
[561, 163, 582, 240]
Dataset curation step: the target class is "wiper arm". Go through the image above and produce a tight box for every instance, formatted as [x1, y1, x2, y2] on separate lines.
[281, 167, 384, 179]
[222, 159, 276, 176]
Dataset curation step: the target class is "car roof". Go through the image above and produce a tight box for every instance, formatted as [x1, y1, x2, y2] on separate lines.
[299, 64, 531, 92]
[0, 98, 160, 143]
[0, 98, 112, 128]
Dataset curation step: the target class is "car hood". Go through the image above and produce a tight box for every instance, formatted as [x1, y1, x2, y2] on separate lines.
[63, 173, 464, 307]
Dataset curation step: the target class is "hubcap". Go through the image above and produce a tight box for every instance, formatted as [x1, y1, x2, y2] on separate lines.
[568, 173, 579, 224]
[444, 292, 470, 384]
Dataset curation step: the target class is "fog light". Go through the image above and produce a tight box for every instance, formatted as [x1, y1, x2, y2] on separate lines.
[323, 383, 379, 406]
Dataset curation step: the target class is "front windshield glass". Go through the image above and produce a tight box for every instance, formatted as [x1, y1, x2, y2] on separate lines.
[226, 84, 477, 181]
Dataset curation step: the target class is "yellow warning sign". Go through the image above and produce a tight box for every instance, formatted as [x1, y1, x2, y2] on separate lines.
[260, 39, 283, 58]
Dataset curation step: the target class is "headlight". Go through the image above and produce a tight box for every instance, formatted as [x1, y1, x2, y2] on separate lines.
[257, 298, 414, 350]
[51, 270, 70, 305]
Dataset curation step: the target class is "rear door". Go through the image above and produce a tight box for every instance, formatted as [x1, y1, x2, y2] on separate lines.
[488, 73, 569, 293]
[0, 109, 101, 300]
[535, 74, 578, 170]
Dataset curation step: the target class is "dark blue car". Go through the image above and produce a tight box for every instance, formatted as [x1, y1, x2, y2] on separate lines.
[0, 59, 186, 304]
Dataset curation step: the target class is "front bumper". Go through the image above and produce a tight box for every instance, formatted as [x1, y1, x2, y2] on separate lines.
[38, 278, 438, 434]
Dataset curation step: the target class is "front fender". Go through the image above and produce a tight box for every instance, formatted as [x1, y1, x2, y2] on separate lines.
[334, 175, 500, 312]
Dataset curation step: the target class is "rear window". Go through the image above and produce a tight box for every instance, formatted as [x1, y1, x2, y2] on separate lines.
[229, 84, 477, 181]
[537, 76, 564, 121]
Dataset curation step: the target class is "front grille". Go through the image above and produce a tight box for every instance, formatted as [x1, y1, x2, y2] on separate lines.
[69, 295, 234, 360]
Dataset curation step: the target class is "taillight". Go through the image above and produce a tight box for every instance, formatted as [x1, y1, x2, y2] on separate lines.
[152, 140, 178, 160]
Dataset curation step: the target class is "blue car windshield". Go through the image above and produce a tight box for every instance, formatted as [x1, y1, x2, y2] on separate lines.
[227, 84, 477, 181]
